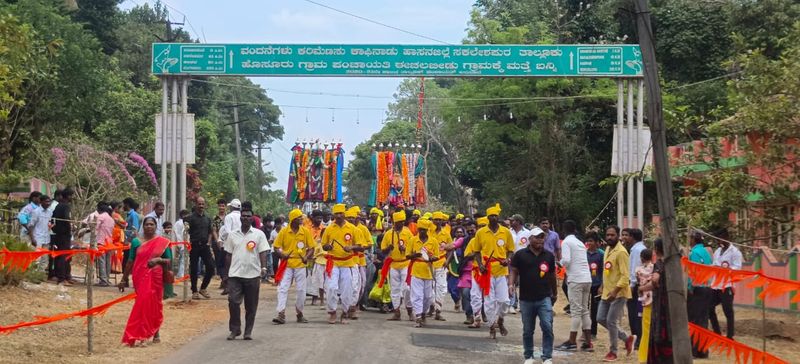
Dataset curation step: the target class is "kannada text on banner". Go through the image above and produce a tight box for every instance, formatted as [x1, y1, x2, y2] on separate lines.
[151, 43, 644, 78]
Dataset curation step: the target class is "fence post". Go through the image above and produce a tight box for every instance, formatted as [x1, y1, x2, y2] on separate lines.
[87, 217, 97, 354]
[183, 222, 189, 302]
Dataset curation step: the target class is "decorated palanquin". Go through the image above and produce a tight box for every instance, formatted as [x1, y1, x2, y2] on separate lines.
[286, 141, 344, 203]
[369, 144, 427, 208]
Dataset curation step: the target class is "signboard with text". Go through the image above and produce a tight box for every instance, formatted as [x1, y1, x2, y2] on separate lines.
[152, 43, 643, 78]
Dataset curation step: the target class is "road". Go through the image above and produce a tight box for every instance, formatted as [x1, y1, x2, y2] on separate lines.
[159, 284, 613, 364]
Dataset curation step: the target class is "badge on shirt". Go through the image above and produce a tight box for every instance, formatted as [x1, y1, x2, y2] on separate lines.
[297, 242, 305, 249]
[497, 239, 505, 247]
[590, 262, 598, 276]
[520, 237, 527, 244]
[246, 241, 256, 251]
[399, 239, 405, 247]
[539, 262, 549, 278]
[344, 233, 352, 242]
[604, 261, 612, 276]
[721, 261, 729, 268]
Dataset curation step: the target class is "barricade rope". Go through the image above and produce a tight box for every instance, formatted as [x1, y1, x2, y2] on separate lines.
[681, 256, 800, 302]
[688, 323, 788, 364]
[0, 241, 192, 273]
[0, 274, 190, 335]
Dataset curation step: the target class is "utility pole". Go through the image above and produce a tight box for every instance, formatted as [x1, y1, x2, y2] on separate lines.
[232, 100, 246, 201]
[633, 0, 693, 362]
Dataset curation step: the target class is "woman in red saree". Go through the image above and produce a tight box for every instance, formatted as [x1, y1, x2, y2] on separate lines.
[118, 216, 172, 346]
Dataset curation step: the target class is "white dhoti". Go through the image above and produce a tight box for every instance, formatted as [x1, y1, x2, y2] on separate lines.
[389, 268, 411, 309]
[350, 266, 361, 306]
[410, 276, 434, 317]
[308, 262, 326, 295]
[433, 267, 448, 311]
[484, 276, 509, 326]
[325, 266, 354, 313]
[470, 275, 484, 320]
[276, 267, 307, 313]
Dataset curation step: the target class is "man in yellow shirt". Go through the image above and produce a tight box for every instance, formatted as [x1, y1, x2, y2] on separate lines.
[465, 204, 515, 339]
[431, 211, 454, 321]
[271, 209, 315, 324]
[345, 206, 370, 320]
[379, 210, 415, 321]
[321, 204, 359, 324]
[407, 219, 439, 328]
[305, 210, 326, 306]
[597, 225, 635, 361]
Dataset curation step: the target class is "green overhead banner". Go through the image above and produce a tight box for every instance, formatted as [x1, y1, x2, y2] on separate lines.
[152, 43, 643, 78]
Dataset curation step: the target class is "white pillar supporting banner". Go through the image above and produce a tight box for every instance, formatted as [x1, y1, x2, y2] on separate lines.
[616, 80, 624, 228]
[170, 78, 178, 223]
[179, 78, 188, 212]
[627, 80, 634, 229]
[636, 79, 645, 230]
[160, 78, 168, 205]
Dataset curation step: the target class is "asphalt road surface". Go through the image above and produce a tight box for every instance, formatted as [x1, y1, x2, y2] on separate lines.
[160, 283, 586, 364]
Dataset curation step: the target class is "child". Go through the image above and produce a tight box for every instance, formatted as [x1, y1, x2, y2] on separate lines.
[636, 248, 654, 364]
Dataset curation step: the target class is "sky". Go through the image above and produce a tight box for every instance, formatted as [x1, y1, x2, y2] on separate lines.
[121, 0, 474, 191]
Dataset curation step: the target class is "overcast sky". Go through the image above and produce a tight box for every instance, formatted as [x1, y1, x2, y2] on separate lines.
[123, 0, 473, 191]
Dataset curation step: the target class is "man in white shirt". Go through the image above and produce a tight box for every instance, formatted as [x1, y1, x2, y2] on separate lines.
[219, 199, 242, 244]
[28, 195, 53, 269]
[224, 208, 269, 341]
[557, 220, 593, 351]
[624, 228, 646, 349]
[17, 191, 41, 244]
[173, 209, 190, 277]
[143, 202, 166, 237]
[710, 232, 742, 339]
[508, 214, 530, 314]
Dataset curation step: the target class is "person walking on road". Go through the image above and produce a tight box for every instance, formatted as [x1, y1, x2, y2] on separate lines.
[272, 209, 314, 324]
[407, 219, 439, 328]
[597, 225, 636, 362]
[557, 220, 594, 352]
[710, 231, 742, 339]
[431, 211, 454, 321]
[509, 227, 556, 364]
[187, 197, 215, 300]
[224, 209, 269, 340]
[321, 204, 360, 324]
[379, 210, 415, 321]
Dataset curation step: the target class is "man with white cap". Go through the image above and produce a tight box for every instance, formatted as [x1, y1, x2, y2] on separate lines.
[272, 209, 315, 324]
[508, 213, 531, 314]
[321, 204, 359, 324]
[219, 199, 242, 245]
[378, 209, 415, 321]
[407, 219, 439, 327]
[465, 203, 515, 338]
[431, 211, 454, 321]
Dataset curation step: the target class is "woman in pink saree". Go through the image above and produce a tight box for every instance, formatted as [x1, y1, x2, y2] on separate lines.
[118, 216, 172, 346]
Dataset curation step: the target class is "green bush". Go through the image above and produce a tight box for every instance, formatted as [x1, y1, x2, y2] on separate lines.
[0, 235, 47, 286]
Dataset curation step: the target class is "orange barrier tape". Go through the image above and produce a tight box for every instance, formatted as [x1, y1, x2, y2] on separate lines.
[688, 323, 788, 364]
[0, 274, 191, 335]
[0, 293, 136, 335]
[0, 242, 192, 273]
[681, 257, 800, 302]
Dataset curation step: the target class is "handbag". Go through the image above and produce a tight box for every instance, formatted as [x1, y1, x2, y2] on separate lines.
[163, 269, 175, 284]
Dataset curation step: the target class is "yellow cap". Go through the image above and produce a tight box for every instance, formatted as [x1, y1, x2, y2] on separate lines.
[486, 203, 501, 217]
[417, 218, 433, 231]
[433, 211, 448, 221]
[288, 209, 303, 223]
[422, 212, 433, 220]
[477, 216, 489, 227]
[345, 207, 359, 218]
[413, 209, 421, 216]
[332, 204, 346, 214]
[455, 213, 464, 220]
[370, 207, 384, 216]
[392, 210, 406, 223]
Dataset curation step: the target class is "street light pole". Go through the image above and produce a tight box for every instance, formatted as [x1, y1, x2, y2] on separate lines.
[232, 99, 246, 201]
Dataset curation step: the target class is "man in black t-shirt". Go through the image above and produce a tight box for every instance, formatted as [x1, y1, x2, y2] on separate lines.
[52, 188, 75, 285]
[187, 197, 215, 299]
[510, 227, 556, 364]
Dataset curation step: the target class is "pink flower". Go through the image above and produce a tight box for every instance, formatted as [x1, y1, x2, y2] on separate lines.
[105, 152, 136, 191]
[51, 147, 67, 176]
[128, 152, 158, 188]
[96, 165, 115, 187]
